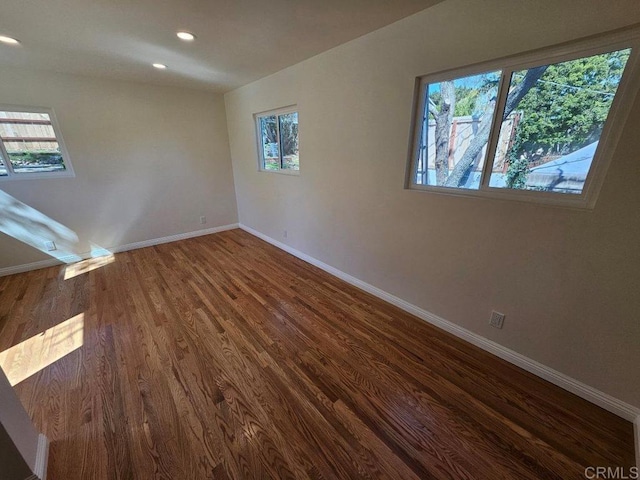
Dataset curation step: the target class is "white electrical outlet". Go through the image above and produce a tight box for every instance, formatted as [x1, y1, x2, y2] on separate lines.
[489, 311, 505, 329]
[44, 241, 57, 251]
[199, 216, 207, 225]
[283, 230, 288, 238]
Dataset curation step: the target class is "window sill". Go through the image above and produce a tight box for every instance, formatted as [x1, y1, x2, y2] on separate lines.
[406, 183, 594, 210]
[259, 169, 300, 176]
[0, 171, 76, 182]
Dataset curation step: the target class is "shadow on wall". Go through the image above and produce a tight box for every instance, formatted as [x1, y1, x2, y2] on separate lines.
[0, 189, 82, 263]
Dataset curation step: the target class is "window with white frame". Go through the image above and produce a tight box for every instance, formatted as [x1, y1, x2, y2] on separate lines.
[407, 31, 639, 208]
[255, 106, 299, 173]
[0, 106, 73, 180]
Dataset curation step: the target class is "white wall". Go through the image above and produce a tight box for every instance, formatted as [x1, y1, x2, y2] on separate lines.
[225, 0, 640, 408]
[0, 68, 238, 269]
[0, 366, 42, 478]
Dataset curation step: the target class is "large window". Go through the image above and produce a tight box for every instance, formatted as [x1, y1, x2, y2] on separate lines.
[407, 32, 639, 208]
[255, 106, 299, 174]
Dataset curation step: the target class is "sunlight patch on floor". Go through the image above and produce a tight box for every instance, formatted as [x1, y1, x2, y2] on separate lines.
[64, 253, 115, 280]
[0, 313, 84, 386]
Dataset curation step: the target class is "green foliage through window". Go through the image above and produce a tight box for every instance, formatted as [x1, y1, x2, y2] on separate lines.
[257, 109, 299, 172]
[412, 45, 632, 200]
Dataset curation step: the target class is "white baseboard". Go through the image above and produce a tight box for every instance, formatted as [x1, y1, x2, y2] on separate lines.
[24, 433, 49, 479]
[0, 259, 62, 277]
[239, 223, 640, 424]
[635, 416, 640, 469]
[0, 223, 239, 278]
[34, 433, 49, 480]
[109, 223, 239, 254]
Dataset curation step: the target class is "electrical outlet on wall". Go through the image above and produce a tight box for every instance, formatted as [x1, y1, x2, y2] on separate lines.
[199, 216, 207, 225]
[489, 311, 505, 329]
[283, 230, 288, 239]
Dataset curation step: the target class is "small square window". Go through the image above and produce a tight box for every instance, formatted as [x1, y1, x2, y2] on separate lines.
[255, 107, 299, 173]
[0, 107, 74, 180]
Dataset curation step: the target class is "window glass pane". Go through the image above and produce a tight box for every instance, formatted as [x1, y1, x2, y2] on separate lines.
[489, 49, 630, 194]
[279, 112, 299, 170]
[259, 115, 280, 170]
[0, 111, 67, 174]
[0, 162, 7, 176]
[416, 70, 501, 189]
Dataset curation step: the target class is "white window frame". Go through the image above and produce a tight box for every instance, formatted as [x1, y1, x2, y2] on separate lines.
[406, 27, 640, 209]
[0, 105, 75, 181]
[254, 105, 300, 175]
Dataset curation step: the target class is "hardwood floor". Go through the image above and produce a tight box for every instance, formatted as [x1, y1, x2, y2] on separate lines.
[0, 229, 634, 479]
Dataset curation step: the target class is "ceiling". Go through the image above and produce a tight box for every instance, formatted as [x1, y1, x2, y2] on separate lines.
[0, 0, 443, 93]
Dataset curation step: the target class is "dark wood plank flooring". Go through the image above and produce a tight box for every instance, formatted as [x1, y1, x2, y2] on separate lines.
[0, 229, 634, 479]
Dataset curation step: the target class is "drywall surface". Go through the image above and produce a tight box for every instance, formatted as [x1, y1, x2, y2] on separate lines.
[225, 0, 640, 407]
[0, 422, 33, 480]
[0, 68, 238, 268]
[0, 367, 39, 478]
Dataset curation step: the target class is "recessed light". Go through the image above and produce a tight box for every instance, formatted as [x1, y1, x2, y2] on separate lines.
[0, 35, 20, 45]
[152, 63, 167, 69]
[176, 31, 196, 41]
